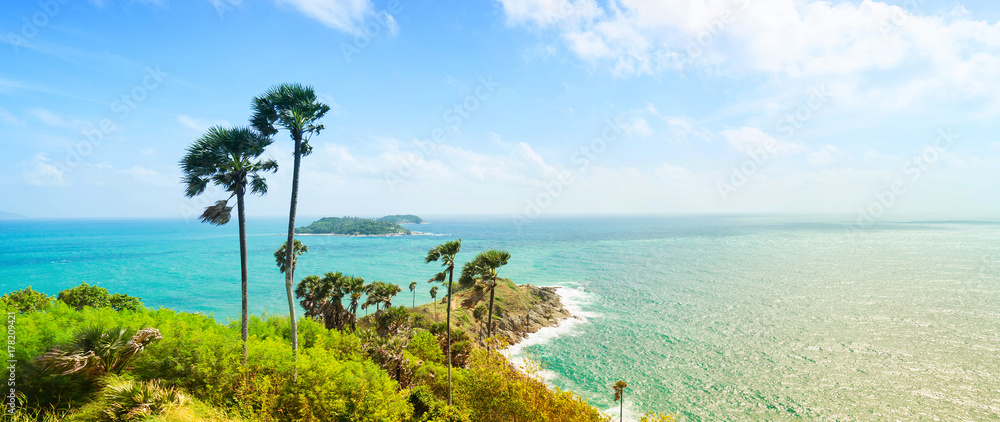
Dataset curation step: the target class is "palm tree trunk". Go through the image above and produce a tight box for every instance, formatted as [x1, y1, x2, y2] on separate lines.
[620, 393, 624, 422]
[285, 137, 302, 377]
[446, 265, 454, 406]
[487, 278, 497, 338]
[237, 188, 249, 366]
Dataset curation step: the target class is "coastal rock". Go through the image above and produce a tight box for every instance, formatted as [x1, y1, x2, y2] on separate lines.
[488, 285, 572, 346]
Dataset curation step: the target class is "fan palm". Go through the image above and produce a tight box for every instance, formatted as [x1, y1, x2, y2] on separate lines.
[459, 249, 511, 338]
[35, 326, 162, 377]
[429, 286, 438, 319]
[424, 239, 461, 405]
[251, 83, 330, 360]
[409, 281, 417, 308]
[345, 276, 366, 332]
[613, 380, 628, 422]
[180, 126, 276, 365]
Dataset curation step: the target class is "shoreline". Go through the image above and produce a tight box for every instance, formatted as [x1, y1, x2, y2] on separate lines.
[502, 285, 591, 381]
[295, 231, 434, 237]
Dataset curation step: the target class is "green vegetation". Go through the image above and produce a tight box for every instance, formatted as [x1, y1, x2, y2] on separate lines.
[5, 287, 613, 422]
[378, 215, 424, 225]
[296, 217, 411, 236]
[1, 286, 52, 313]
[55, 283, 144, 312]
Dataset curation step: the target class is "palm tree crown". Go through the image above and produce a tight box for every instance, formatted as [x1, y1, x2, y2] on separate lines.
[180, 126, 276, 223]
[459, 249, 511, 339]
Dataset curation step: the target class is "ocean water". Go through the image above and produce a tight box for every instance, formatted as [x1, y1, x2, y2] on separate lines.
[1, 215, 999, 421]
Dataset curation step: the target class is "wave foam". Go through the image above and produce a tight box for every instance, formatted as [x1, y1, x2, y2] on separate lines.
[503, 284, 599, 382]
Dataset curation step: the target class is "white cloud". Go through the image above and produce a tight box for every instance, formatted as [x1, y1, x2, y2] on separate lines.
[666, 116, 714, 143]
[721, 126, 804, 156]
[177, 115, 230, 132]
[23, 153, 67, 186]
[274, 0, 375, 35]
[807, 144, 844, 167]
[623, 116, 653, 137]
[499, 0, 1000, 111]
[139, 147, 156, 157]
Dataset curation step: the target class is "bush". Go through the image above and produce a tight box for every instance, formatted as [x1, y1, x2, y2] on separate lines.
[101, 376, 188, 422]
[1, 286, 52, 313]
[57, 283, 143, 312]
[406, 330, 444, 365]
[456, 348, 610, 422]
[408, 386, 471, 422]
[293, 346, 412, 422]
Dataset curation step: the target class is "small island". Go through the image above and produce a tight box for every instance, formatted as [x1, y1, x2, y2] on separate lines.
[377, 214, 424, 224]
[296, 216, 415, 236]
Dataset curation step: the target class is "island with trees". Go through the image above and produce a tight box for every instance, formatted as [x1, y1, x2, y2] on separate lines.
[378, 214, 425, 224]
[296, 216, 417, 236]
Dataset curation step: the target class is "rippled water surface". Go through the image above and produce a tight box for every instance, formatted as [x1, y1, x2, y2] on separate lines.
[2, 215, 998, 420]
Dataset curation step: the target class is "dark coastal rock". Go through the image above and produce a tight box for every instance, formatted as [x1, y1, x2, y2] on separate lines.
[489, 285, 572, 345]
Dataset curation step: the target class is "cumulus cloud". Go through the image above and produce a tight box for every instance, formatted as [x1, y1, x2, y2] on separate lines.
[498, 0, 1000, 111]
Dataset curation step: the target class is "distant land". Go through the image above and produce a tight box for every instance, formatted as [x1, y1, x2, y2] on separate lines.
[376, 214, 424, 224]
[296, 216, 418, 236]
[0, 210, 25, 220]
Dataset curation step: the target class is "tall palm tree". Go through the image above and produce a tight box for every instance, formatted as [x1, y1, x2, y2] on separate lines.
[251, 83, 330, 361]
[613, 380, 628, 422]
[429, 286, 438, 319]
[345, 276, 366, 332]
[180, 126, 277, 365]
[424, 239, 461, 405]
[409, 281, 417, 308]
[459, 249, 511, 338]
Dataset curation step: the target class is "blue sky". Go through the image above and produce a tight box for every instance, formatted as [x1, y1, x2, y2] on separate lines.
[1, 0, 999, 220]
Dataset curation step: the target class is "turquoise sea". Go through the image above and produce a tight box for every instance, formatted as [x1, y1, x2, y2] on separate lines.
[1, 215, 999, 421]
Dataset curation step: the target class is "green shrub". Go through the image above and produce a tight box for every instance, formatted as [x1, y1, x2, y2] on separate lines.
[294, 346, 412, 422]
[456, 348, 610, 422]
[58, 283, 111, 310]
[57, 283, 143, 312]
[1, 286, 52, 313]
[408, 386, 470, 422]
[101, 376, 188, 422]
[109, 294, 144, 312]
[406, 330, 444, 365]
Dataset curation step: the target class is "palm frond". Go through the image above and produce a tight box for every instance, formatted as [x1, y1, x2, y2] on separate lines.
[199, 200, 232, 226]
